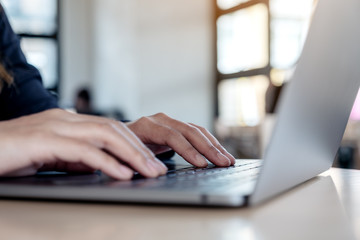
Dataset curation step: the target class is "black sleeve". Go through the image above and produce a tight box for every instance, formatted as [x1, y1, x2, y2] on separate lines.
[0, 5, 58, 121]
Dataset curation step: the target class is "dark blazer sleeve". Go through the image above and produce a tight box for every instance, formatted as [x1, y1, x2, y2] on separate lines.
[0, 5, 58, 121]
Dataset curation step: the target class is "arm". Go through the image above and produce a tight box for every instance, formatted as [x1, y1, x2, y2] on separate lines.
[0, 109, 234, 179]
[0, 109, 167, 179]
[0, 6, 234, 179]
[127, 113, 235, 167]
[0, 5, 58, 121]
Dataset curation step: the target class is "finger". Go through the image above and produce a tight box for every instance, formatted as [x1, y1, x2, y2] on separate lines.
[53, 121, 166, 177]
[155, 117, 231, 166]
[113, 121, 168, 174]
[61, 113, 168, 175]
[170, 121, 231, 166]
[37, 135, 135, 180]
[189, 123, 236, 165]
[135, 121, 208, 167]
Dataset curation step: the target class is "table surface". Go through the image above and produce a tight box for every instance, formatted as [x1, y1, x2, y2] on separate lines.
[0, 168, 359, 240]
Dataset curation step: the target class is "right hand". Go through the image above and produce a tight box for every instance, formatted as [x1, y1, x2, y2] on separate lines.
[0, 109, 167, 180]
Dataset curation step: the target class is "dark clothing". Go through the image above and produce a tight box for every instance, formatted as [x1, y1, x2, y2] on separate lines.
[0, 6, 58, 121]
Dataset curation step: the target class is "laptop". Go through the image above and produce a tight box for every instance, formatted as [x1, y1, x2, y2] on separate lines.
[1, 0, 360, 207]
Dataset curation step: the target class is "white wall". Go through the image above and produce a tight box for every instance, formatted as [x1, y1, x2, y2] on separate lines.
[60, 0, 214, 129]
[60, 0, 94, 107]
[91, 0, 140, 119]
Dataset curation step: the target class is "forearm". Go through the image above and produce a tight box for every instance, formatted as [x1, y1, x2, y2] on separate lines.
[0, 4, 58, 120]
[0, 78, 58, 120]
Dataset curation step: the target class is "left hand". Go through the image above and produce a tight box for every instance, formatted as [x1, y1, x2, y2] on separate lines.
[126, 113, 235, 167]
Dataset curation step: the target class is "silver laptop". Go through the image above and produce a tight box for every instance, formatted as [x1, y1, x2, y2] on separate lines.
[1, 0, 360, 207]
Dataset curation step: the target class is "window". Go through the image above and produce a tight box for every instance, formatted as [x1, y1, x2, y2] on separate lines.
[1, 0, 59, 90]
[270, 0, 314, 69]
[218, 75, 268, 126]
[217, 4, 268, 74]
[215, 0, 316, 126]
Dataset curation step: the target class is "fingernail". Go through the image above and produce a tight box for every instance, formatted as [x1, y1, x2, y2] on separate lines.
[196, 154, 207, 167]
[229, 154, 236, 163]
[116, 165, 133, 179]
[154, 158, 168, 174]
[221, 146, 236, 161]
[151, 158, 167, 174]
[226, 151, 236, 161]
[217, 152, 231, 166]
[146, 159, 160, 176]
[225, 152, 236, 162]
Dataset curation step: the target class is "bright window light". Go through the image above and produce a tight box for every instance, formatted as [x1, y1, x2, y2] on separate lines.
[218, 76, 269, 126]
[217, 4, 268, 74]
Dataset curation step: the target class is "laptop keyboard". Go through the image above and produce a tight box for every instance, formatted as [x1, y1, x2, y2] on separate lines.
[1, 160, 261, 194]
[106, 160, 262, 193]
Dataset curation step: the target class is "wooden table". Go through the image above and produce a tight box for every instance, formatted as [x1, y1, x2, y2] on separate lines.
[0, 168, 359, 240]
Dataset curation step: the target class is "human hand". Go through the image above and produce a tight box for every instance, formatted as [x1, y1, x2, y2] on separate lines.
[0, 109, 167, 180]
[126, 113, 235, 167]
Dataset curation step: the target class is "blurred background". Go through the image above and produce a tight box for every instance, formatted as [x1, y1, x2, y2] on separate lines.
[2, 0, 359, 169]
